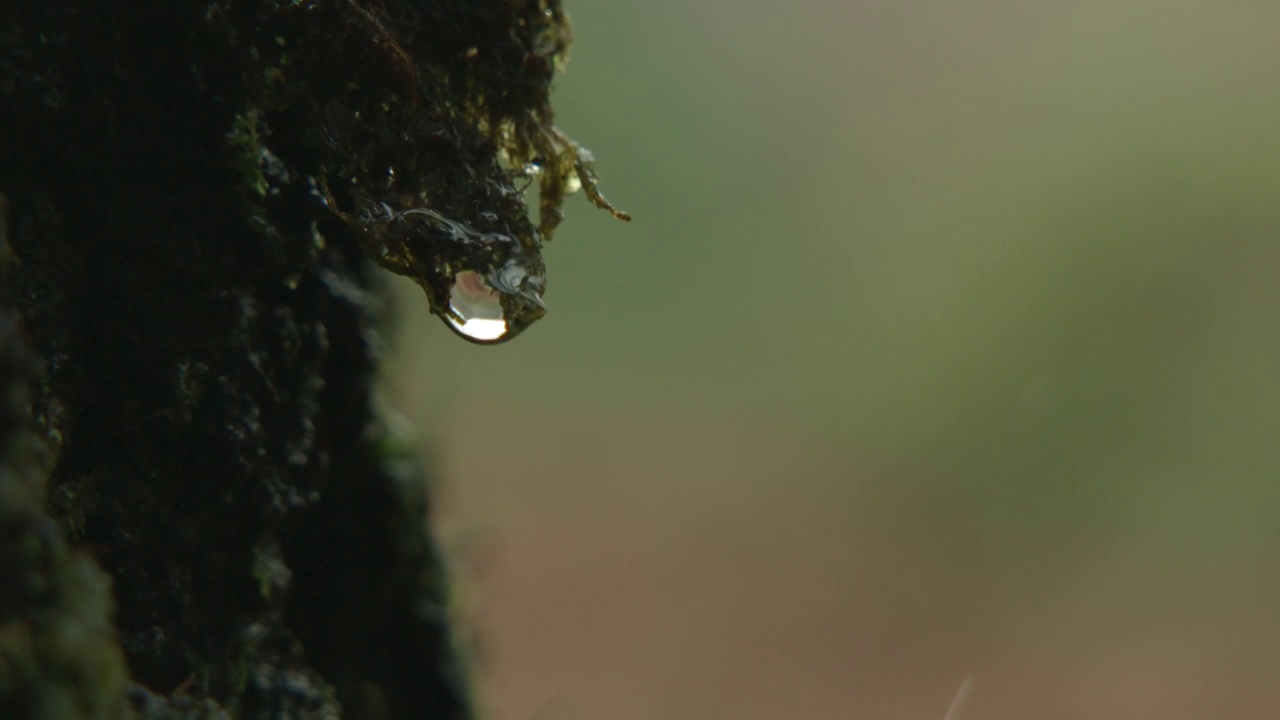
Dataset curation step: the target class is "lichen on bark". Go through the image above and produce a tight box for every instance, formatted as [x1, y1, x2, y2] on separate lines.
[0, 1, 618, 717]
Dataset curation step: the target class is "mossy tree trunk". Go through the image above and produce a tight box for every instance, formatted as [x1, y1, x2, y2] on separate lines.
[0, 1, 582, 717]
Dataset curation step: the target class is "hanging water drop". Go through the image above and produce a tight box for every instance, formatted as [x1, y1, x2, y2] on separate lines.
[564, 172, 582, 195]
[445, 270, 511, 342]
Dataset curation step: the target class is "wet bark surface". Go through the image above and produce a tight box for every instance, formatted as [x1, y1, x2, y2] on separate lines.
[0, 1, 589, 717]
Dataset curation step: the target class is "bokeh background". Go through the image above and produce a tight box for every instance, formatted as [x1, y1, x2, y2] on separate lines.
[382, 2, 1280, 718]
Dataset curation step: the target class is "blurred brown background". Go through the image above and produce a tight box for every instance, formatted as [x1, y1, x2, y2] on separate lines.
[382, 1, 1280, 718]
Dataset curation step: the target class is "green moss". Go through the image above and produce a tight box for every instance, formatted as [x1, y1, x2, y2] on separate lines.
[226, 112, 271, 199]
[0, 334, 130, 720]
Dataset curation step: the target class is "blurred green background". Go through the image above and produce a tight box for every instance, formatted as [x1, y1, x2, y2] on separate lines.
[383, 1, 1280, 718]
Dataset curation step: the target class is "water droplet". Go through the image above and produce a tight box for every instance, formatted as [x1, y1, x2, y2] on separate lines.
[445, 271, 510, 343]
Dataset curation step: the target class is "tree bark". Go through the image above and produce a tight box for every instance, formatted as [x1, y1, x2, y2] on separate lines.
[0, 1, 579, 717]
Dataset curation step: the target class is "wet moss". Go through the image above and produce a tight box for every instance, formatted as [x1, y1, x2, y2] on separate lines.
[0, 313, 131, 720]
[0, 0, 621, 717]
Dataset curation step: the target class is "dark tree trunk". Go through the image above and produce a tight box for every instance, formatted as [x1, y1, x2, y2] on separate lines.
[0, 1, 584, 717]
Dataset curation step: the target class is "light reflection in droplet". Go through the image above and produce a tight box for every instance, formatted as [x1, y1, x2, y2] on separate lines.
[445, 270, 510, 342]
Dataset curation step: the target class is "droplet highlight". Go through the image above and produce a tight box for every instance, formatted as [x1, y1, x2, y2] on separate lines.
[445, 271, 509, 342]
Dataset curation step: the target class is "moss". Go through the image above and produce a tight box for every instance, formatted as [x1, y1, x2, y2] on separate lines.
[0, 0, 622, 717]
[226, 111, 272, 200]
[0, 315, 131, 720]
